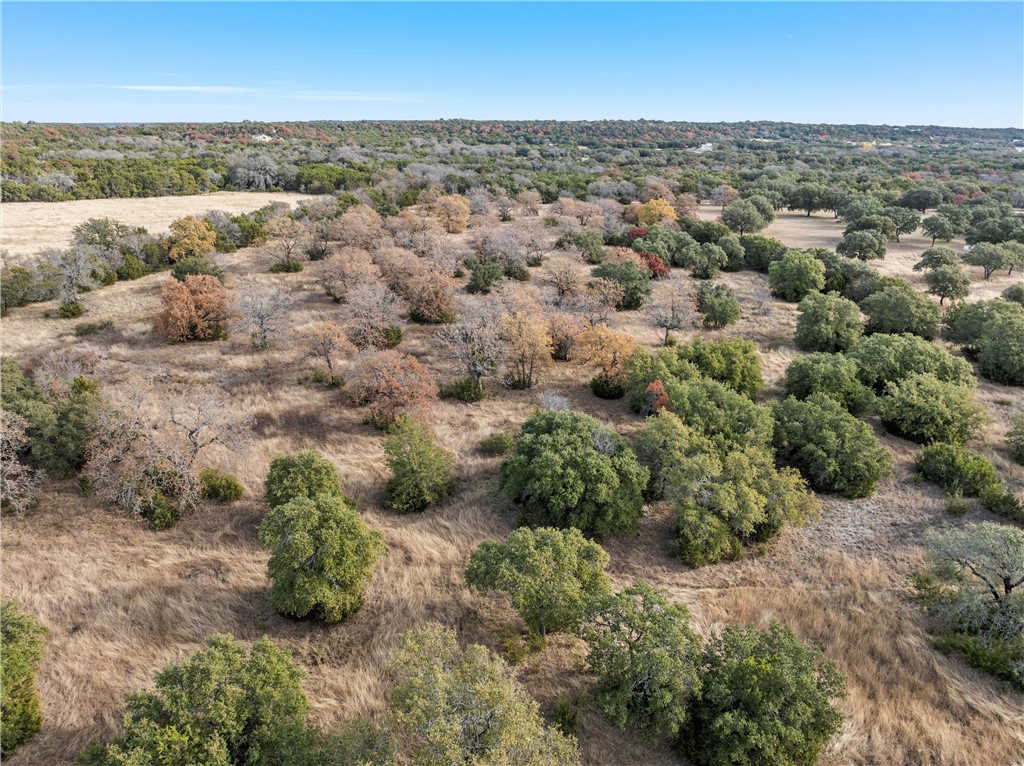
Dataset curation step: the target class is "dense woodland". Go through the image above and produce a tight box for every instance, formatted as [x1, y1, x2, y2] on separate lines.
[1, 119, 1023, 766]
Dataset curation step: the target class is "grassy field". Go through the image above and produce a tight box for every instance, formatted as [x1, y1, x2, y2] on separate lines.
[2, 201, 1023, 765]
[1, 191, 319, 260]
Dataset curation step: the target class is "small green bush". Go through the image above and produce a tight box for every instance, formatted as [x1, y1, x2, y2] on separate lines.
[259, 493, 385, 621]
[465, 526, 613, 636]
[794, 291, 863, 353]
[467, 260, 505, 294]
[674, 337, 763, 399]
[848, 333, 976, 391]
[737, 234, 786, 272]
[74, 319, 114, 337]
[590, 373, 626, 400]
[674, 447, 820, 566]
[978, 484, 1024, 522]
[591, 261, 653, 310]
[264, 450, 343, 509]
[662, 376, 775, 454]
[977, 313, 1024, 386]
[687, 242, 729, 280]
[146, 491, 180, 530]
[571, 230, 606, 263]
[269, 261, 304, 273]
[116, 253, 149, 281]
[1, 265, 36, 315]
[171, 255, 225, 283]
[440, 376, 487, 402]
[1002, 283, 1024, 306]
[773, 394, 892, 498]
[500, 410, 648, 537]
[1, 599, 46, 758]
[1008, 411, 1024, 465]
[583, 582, 701, 740]
[945, 491, 971, 516]
[694, 282, 740, 328]
[198, 467, 244, 502]
[768, 250, 826, 302]
[384, 416, 454, 513]
[943, 298, 1024, 355]
[879, 374, 987, 444]
[681, 622, 846, 766]
[479, 431, 515, 456]
[861, 282, 941, 339]
[381, 325, 403, 348]
[914, 443, 998, 496]
[82, 634, 314, 765]
[783, 353, 874, 415]
[57, 301, 85, 318]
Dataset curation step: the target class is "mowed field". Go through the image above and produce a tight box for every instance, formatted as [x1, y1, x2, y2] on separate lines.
[1, 191, 319, 259]
[2, 198, 1023, 766]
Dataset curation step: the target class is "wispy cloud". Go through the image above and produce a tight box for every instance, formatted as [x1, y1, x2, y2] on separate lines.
[280, 90, 436, 103]
[113, 85, 257, 94]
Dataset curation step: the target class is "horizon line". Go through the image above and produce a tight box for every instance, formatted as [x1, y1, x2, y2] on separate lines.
[3, 118, 1023, 132]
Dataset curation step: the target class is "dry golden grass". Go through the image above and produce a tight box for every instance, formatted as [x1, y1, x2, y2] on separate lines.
[1, 191, 319, 260]
[2, 202, 1023, 765]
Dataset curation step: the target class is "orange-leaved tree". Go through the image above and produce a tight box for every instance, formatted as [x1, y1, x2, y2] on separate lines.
[636, 198, 678, 226]
[155, 275, 233, 342]
[350, 350, 438, 427]
[576, 325, 638, 399]
[168, 216, 217, 261]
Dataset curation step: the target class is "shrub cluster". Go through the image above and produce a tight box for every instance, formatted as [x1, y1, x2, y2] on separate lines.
[1, 599, 46, 758]
[878, 374, 987, 445]
[794, 292, 863, 353]
[773, 394, 892, 498]
[198, 467, 244, 502]
[260, 450, 385, 622]
[383, 416, 454, 513]
[499, 410, 648, 537]
[915, 523, 1024, 690]
[783, 353, 874, 415]
[580, 581, 846, 765]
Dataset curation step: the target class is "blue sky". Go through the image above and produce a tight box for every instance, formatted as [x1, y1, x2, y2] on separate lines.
[3, 2, 1022, 127]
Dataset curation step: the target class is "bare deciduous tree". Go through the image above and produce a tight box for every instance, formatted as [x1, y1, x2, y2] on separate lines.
[166, 386, 254, 470]
[0, 410, 38, 513]
[38, 245, 100, 308]
[649, 282, 695, 344]
[557, 199, 601, 227]
[85, 381, 251, 521]
[495, 191, 516, 222]
[516, 189, 542, 216]
[547, 311, 586, 361]
[385, 210, 443, 256]
[543, 257, 583, 306]
[436, 300, 504, 395]
[265, 217, 306, 269]
[333, 205, 386, 250]
[318, 247, 377, 302]
[565, 278, 623, 327]
[466, 186, 494, 216]
[345, 282, 403, 349]
[237, 287, 291, 350]
[498, 293, 553, 389]
[350, 350, 438, 427]
[710, 184, 740, 208]
[302, 322, 355, 385]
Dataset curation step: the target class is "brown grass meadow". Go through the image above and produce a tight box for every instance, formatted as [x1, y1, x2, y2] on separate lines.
[2, 196, 1023, 765]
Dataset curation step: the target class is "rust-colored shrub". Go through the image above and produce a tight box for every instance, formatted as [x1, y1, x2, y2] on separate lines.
[155, 275, 233, 342]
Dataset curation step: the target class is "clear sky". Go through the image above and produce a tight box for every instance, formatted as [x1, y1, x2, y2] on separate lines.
[3, 2, 1022, 128]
